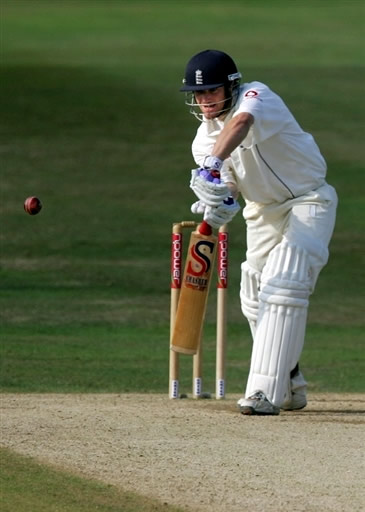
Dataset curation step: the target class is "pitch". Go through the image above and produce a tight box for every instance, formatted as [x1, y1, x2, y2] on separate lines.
[2, 393, 364, 512]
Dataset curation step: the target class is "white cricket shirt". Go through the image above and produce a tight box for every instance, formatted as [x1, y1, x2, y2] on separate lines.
[191, 82, 327, 204]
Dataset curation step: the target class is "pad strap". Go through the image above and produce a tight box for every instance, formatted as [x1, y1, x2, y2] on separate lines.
[240, 261, 261, 338]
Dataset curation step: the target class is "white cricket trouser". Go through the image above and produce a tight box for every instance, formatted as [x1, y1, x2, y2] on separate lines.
[244, 183, 338, 282]
[240, 182, 337, 406]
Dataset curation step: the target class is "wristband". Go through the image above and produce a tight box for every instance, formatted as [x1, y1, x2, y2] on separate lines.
[203, 155, 223, 171]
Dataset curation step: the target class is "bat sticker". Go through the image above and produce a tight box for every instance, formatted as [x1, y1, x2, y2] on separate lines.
[185, 240, 215, 290]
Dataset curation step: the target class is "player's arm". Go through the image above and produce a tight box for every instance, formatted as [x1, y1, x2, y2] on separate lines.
[190, 112, 253, 205]
[212, 112, 254, 161]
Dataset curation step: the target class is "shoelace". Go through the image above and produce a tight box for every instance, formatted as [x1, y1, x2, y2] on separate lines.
[249, 392, 266, 401]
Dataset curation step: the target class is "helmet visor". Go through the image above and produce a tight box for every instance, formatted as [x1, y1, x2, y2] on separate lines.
[180, 81, 225, 92]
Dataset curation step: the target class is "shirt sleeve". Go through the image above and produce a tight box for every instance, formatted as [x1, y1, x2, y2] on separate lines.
[233, 82, 290, 147]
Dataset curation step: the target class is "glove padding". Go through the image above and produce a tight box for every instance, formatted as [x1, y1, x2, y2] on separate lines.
[204, 198, 240, 229]
[191, 200, 206, 215]
[191, 198, 241, 229]
[190, 168, 230, 207]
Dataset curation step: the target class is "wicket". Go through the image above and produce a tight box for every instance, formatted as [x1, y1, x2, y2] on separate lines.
[169, 221, 228, 399]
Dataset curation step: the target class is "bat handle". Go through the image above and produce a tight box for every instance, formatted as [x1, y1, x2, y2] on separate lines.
[199, 220, 212, 236]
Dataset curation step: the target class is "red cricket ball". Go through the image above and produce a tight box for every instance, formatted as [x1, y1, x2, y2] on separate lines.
[24, 196, 42, 215]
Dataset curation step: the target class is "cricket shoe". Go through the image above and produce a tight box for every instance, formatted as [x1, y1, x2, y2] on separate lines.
[237, 391, 280, 416]
[281, 366, 307, 411]
[281, 388, 307, 411]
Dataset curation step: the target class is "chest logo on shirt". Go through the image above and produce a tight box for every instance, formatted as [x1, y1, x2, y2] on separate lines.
[245, 90, 259, 98]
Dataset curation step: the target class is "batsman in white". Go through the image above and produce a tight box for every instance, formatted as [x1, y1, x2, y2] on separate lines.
[180, 50, 338, 415]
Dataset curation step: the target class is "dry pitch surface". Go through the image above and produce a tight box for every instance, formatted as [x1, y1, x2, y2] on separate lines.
[1, 393, 364, 512]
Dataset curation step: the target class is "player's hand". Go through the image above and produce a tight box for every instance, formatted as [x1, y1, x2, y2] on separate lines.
[190, 168, 230, 207]
[203, 198, 241, 229]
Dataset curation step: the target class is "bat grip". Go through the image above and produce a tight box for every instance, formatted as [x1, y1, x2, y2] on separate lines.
[199, 220, 212, 236]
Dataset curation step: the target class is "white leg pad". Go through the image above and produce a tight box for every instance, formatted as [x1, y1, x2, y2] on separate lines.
[245, 239, 311, 406]
[240, 261, 261, 338]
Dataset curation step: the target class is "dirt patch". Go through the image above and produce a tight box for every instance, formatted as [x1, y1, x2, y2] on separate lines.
[1, 393, 364, 512]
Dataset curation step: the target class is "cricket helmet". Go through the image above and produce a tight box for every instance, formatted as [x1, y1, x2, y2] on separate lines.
[180, 49, 241, 91]
[180, 49, 242, 120]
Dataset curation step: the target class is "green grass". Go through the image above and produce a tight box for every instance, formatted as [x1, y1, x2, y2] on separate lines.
[1, 0, 364, 395]
[1, 323, 363, 394]
[0, 447, 185, 512]
[0, 2, 364, 508]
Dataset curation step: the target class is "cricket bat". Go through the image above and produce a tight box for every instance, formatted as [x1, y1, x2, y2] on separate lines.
[170, 220, 217, 355]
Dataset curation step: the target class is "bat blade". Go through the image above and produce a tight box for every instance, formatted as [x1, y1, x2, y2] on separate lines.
[170, 222, 217, 355]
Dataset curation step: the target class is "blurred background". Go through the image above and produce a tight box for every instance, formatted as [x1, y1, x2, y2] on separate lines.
[1, 0, 364, 394]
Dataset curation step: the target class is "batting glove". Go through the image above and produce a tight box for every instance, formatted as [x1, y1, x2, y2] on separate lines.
[190, 168, 230, 207]
[191, 200, 207, 215]
[203, 198, 241, 229]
